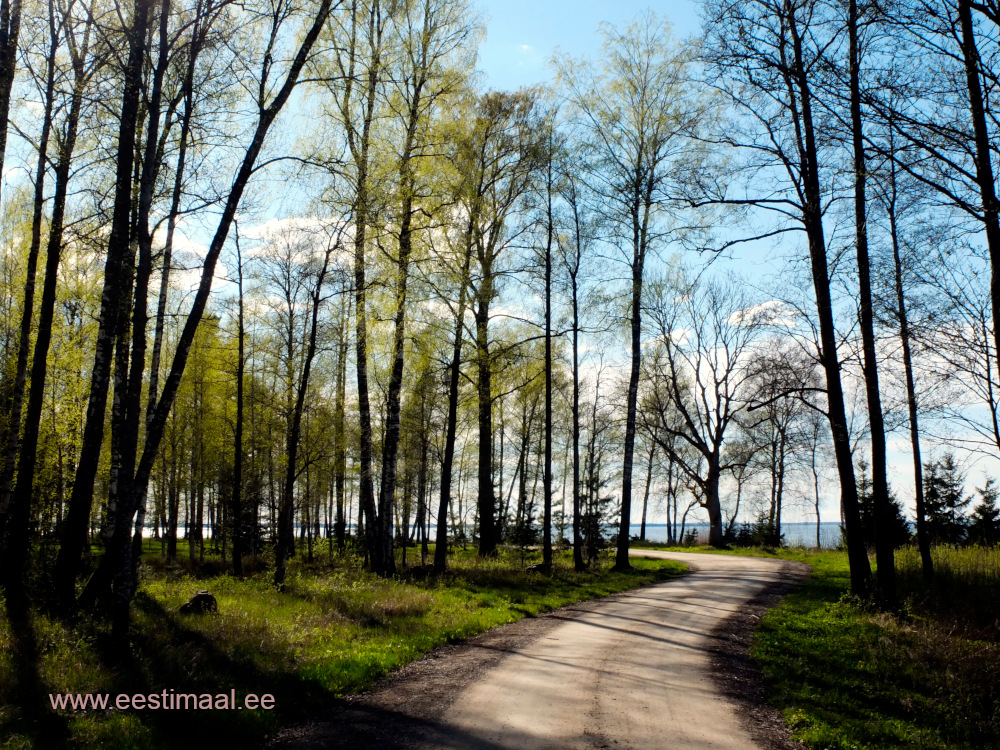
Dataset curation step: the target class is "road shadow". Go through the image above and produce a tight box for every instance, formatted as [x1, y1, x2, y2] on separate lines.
[707, 560, 810, 750]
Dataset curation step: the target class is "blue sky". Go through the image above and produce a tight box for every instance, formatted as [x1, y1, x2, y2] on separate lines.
[468, 0, 1000, 527]
[473, 0, 703, 90]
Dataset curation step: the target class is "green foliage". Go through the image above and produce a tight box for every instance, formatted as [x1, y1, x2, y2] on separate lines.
[922, 454, 972, 545]
[967, 479, 1000, 546]
[856, 460, 912, 550]
[727, 513, 784, 548]
[0, 549, 685, 749]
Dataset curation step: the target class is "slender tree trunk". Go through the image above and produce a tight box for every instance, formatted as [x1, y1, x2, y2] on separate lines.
[339, 0, 388, 574]
[639, 442, 654, 541]
[354, 188, 381, 570]
[419, 426, 429, 562]
[335, 291, 349, 551]
[788, 7, 871, 595]
[812, 426, 822, 548]
[435, 246, 472, 573]
[727, 471, 742, 538]
[147, 0, 201, 432]
[0, 14, 55, 545]
[669, 462, 678, 544]
[614, 198, 648, 568]
[0, 0, 23, 209]
[849, 0, 895, 606]
[886, 165, 932, 581]
[570, 236, 583, 571]
[776, 431, 785, 540]
[377, 95, 424, 577]
[167, 445, 178, 559]
[542, 134, 554, 567]
[232, 227, 246, 576]
[768, 439, 778, 528]
[54, 0, 152, 606]
[4, 17, 91, 589]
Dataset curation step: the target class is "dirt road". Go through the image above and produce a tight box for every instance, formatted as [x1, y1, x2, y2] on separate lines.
[269, 551, 806, 750]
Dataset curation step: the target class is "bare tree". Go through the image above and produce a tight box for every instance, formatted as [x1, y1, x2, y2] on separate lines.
[642, 275, 770, 546]
[703, 0, 872, 593]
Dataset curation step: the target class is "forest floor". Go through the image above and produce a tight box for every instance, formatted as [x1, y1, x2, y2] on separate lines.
[0, 543, 684, 750]
[268, 550, 808, 750]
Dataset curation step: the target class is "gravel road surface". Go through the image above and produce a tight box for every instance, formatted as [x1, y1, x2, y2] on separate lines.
[268, 550, 807, 750]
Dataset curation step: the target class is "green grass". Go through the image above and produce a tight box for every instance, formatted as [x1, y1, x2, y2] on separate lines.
[896, 544, 1000, 635]
[0, 545, 686, 750]
[752, 547, 1000, 750]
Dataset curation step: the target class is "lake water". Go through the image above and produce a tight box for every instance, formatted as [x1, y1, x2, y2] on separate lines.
[629, 522, 843, 549]
[159, 520, 844, 549]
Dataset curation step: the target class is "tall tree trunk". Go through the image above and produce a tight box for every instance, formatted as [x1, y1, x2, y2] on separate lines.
[4, 14, 91, 589]
[94, 0, 176, 630]
[639, 442, 654, 541]
[475, 264, 497, 556]
[885, 161, 932, 581]
[542, 135, 554, 567]
[0, 10, 55, 546]
[570, 217, 584, 571]
[849, 0, 895, 606]
[147, 0, 201, 434]
[334, 290, 349, 551]
[232, 226, 246, 576]
[435, 245, 472, 573]
[0, 0, 23, 208]
[339, 0, 388, 575]
[54, 0, 152, 606]
[614, 197, 648, 568]
[354, 189, 381, 570]
[788, 6, 871, 595]
[812, 425, 822, 548]
[377, 83, 425, 577]
[418, 414, 429, 562]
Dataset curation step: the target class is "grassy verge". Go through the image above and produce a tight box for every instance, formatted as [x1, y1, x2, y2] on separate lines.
[752, 547, 1000, 750]
[0, 545, 685, 750]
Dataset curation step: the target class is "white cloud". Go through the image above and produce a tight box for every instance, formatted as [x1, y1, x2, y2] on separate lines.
[727, 299, 794, 327]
